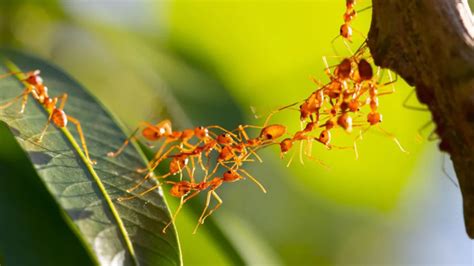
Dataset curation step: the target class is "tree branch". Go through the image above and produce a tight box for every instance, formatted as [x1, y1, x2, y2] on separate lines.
[368, 0, 474, 238]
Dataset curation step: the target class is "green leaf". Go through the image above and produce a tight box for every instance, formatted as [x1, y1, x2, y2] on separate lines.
[0, 50, 182, 266]
[0, 122, 97, 265]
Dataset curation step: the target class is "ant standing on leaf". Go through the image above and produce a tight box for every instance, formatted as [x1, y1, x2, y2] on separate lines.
[0, 69, 96, 165]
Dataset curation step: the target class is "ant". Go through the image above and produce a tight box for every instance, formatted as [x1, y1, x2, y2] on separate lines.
[0, 70, 96, 165]
[162, 165, 264, 234]
[352, 60, 408, 154]
[331, 1, 371, 54]
[235, 124, 287, 155]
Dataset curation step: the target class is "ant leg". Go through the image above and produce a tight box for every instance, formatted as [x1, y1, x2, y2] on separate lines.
[111, 121, 168, 159]
[298, 139, 305, 165]
[427, 129, 439, 141]
[403, 89, 429, 111]
[376, 125, 408, 154]
[37, 110, 54, 143]
[239, 168, 267, 193]
[196, 153, 209, 177]
[331, 35, 342, 56]
[247, 147, 263, 163]
[0, 86, 32, 112]
[107, 127, 140, 157]
[197, 191, 223, 226]
[67, 115, 96, 165]
[352, 129, 365, 160]
[441, 155, 459, 188]
[263, 102, 300, 127]
[415, 120, 433, 141]
[126, 172, 170, 193]
[206, 125, 238, 138]
[376, 71, 398, 96]
[356, 5, 372, 14]
[219, 159, 263, 188]
[136, 140, 177, 173]
[162, 190, 202, 233]
[236, 125, 251, 142]
[342, 39, 355, 54]
[322, 56, 333, 78]
[204, 162, 221, 181]
[286, 151, 296, 168]
[0, 71, 18, 79]
[194, 190, 214, 233]
[353, 39, 369, 59]
[19, 87, 33, 114]
[118, 183, 162, 202]
[351, 28, 367, 44]
[56, 93, 68, 110]
[145, 145, 182, 178]
[163, 196, 185, 234]
[185, 158, 196, 183]
[311, 77, 325, 87]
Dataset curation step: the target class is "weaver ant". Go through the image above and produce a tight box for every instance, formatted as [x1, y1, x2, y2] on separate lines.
[0, 70, 96, 165]
[352, 61, 408, 154]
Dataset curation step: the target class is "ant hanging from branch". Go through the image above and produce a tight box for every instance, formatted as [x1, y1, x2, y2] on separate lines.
[331, 1, 372, 54]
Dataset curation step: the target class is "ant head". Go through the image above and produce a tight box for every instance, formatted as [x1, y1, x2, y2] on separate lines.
[358, 59, 373, 81]
[348, 99, 360, 112]
[170, 181, 192, 197]
[325, 119, 336, 130]
[318, 129, 331, 145]
[223, 170, 242, 182]
[217, 133, 233, 145]
[142, 127, 160, 141]
[260, 124, 286, 140]
[279, 138, 293, 153]
[24, 71, 43, 86]
[367, 112, 383, 125]
[194, 126, 209, 139]
[340, 24, 353, 40]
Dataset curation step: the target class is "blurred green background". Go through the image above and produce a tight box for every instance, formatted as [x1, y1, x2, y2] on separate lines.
[0, 0, 472, 265]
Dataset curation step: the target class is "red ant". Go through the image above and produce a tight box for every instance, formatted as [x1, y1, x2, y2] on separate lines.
[0, 70, 96, 164]
[351, 60, 408, 155]
[162, 166, 264, 234]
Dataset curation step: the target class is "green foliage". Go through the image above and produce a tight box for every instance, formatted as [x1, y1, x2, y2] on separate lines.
[0, 50, 181, 266]
[0, 122, 96, 265]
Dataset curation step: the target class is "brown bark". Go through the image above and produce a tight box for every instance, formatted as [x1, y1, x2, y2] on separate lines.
[368, 0, 474, 237]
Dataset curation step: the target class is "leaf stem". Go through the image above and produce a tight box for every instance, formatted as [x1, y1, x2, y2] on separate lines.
[3, 59, 138, 265]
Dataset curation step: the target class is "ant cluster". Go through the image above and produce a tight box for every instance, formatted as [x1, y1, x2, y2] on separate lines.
[104, 0, 406, 233]
[107, 120, 285, 233]
[0, 0, 405, 234]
